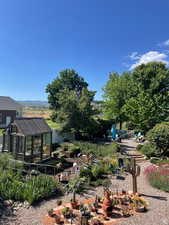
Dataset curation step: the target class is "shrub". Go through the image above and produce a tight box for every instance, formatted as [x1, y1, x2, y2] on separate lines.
[91, 165, 105, 179]
[136, 144, 143, 151]
[150, 157, 160, 164]
[147, 122, 169, 157]
[144, 165, 169, 192]
[80, 168, 93, 180]
[90, 177, 112, 188]
[79, 159, 116, 186]
[73, 141, 120, 158]
[0, 168, 62, 205]
[67, 176, 86, 194]
[0, 153, 23, 170]
[140, 143, 157, 158]
[157, 159, 169, 166]
[23, 175, 61, 204]
[150, 158, 169, 166]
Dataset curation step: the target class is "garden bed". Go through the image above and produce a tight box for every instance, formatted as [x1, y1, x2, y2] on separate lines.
[144, 164, 169, 192]
[42, 190, 148, 225]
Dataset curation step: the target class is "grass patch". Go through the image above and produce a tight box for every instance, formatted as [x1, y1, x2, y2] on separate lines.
[46, 119, 62, 130]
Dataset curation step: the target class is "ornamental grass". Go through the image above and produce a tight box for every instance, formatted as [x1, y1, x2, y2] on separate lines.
[144, 165, 169, 192]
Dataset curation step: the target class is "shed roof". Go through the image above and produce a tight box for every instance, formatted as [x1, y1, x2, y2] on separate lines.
[13, 118, 52, 136]
[0, 96, 22, 110]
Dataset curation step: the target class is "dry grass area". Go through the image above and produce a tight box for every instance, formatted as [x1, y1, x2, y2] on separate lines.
[23, 109, 61, 129]
[23, 109, 52, 119]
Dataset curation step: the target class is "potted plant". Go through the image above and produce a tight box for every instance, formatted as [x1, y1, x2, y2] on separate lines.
[67, 176, 86, 209]
[132, 196, 148, 212]
[70, 191, 78, 209]
[62, 207, 72, 219]
[48, 209, 54, 217]
[121, 205, 130, 217]
[53, 214, 62, 224]
[48, 209, 61, 224]
[79, 204, 91, 224]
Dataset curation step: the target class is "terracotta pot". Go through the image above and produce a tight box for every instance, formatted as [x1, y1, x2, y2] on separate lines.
[50, 215, 61, 224]
[102, 190, 113, 217]
[105, 207, 113, 217]
[71, 201, 78, 209]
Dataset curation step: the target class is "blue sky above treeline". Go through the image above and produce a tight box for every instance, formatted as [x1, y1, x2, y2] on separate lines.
[0, 0, 169, 100]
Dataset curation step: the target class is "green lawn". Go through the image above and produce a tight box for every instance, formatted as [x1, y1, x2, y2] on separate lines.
[46, 119, 61, 130]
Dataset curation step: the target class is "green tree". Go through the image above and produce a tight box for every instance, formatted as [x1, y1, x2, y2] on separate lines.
[123, 62, 169, 132]
[103, 72, 132, 129]
[46, 69, 88, 110]
[146, 122, 169, 157]
[46, 69, 97, 139]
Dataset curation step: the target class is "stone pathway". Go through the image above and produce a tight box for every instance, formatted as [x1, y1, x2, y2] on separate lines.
[120, 138, 146, 162]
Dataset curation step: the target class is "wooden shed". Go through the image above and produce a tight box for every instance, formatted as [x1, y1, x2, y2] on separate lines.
[2, 117, 52, 163]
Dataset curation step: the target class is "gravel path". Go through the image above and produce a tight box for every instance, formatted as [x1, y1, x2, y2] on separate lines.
[1, 139, 169, 225]
[118, 139, 169, 225]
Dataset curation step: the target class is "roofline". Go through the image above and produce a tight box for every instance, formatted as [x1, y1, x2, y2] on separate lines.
[0, 96, 23, 108]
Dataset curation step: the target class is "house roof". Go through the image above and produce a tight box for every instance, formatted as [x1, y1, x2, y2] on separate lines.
[0, 96, 22, 110]
[13, 118, 52, 136]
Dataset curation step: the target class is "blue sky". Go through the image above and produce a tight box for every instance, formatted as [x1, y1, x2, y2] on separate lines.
[0, 0, 169, 101]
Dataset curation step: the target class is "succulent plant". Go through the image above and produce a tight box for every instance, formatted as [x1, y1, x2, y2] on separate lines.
[48, 208, 54, 217]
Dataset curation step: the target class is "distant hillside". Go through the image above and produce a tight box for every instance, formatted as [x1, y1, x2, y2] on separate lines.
[18, 101, 49, 108]
[18, 100, 102, 109]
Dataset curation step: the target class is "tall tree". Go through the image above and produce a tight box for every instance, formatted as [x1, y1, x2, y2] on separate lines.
[46, 69, 88, 111]
[103, 72, 132, 129]
[46, 69, 97, 138]
[123, 62, 169, 132]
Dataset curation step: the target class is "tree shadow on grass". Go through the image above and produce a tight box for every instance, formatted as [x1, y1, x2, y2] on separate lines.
[141, 194, 167, 201]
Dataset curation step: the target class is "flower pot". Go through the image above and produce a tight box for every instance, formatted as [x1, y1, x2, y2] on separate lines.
[135, 207, 146, 213]
[53, 215, 61, 224]
[105, 209, 112, 217]
[71, 201, 78, 209]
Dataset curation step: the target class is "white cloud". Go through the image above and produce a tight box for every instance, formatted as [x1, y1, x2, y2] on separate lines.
[130, 51, 168, 70]
[129, 52, 140, 60]
[159, 39, 169, 46]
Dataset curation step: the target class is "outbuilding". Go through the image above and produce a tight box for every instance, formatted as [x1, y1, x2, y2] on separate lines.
[2, 117, 52, 162]
[0, 96, 23, 128]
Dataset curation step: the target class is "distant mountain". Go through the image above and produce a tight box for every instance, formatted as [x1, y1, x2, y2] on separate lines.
[18, 100, 102, 109]
[18, 100, 49, 108]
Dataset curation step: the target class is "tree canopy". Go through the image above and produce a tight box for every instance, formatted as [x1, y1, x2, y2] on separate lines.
[103, 72, 132, 129]
[46, 69, 88, 111]
[123, 62, 169, 132]
[46, 69, 97, 139]
[103, 62, 169, 133]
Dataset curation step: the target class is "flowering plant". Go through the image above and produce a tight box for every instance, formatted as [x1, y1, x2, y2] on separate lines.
[144, 165, 169, 192]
